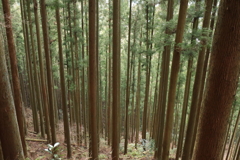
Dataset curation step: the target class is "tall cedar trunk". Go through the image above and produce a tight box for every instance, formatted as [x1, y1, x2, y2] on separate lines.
[182, 1, 213, 159]
[96, 0, 101, 142]
[107, 0, 112, 146]
[33, 0, 51, 142]
[175, 1, 200, 158]
[67, 1, 75, 125]
[135, 52, 141, 149]
[40, 0, 57, 144]
[191, 0, 218, 156]
[161, 0, 188, 159]
[154, 0, 174, 158]
[21, 0, 39, 133]
[74, 0, 81, 145]
[112, 0, 120, 159]
[89, 1, 99, 159]
[151, 52, 160, 140]
[81, 0, 87, 146]
[56, 0, 72, 158]
[1, 0, 27, 156]
[142, 2, 151, 140]
[124, 0, 132, 154]
[193, 0, 240, 159]
[0, 32, 24, 160]
[26, 0, 45, 138]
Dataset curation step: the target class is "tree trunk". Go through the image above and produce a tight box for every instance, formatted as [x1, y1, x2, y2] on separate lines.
[112, 0, 121, 159]
[182, 1, 213, 159]
[154, 0, 174, 158]
[124, 0, 132, 154]
[161, 0, 189, 159]
[56, 0, 72, 158]
[0, 32, 24, 160]
[1, 0, 27, 156]
[89, 0, 99, 159]
[193, 0, 240, 159]
[32, 0, 51, 142]
[40, 0, 56, 144]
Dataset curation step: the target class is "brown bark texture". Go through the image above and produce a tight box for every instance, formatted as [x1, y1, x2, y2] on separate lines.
[1, 0, 27, 156]
[89, 0, 99, 159]
[40, 0, 57, 144]
[56, 1, 72, 158]
[0, 33, 24, 160]
[161, 0, 188, 159]
[193, 0, 240, 159]
[112, 0, 120, 159]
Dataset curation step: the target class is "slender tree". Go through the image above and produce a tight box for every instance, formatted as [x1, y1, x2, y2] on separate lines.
[161, 0, 189, 159]
[40, 0, 56, 144]
[89, 0, 99, 159]
[55, 0, 72, 158]
[154, 0, 174, 158]
[112, 0, 121, 159]
[32, 0, 51, 142]
[193, 0, 240, 159]
[124, 0, 132, 154]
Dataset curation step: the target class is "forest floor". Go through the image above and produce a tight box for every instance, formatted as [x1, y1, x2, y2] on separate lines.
[25, 107, 158, 160]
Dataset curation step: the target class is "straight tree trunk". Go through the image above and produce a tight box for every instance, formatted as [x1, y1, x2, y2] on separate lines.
[182, 1, 213, 159]
[32, 0, 51, 142]
[89, 0, 99, 159]
[20, 0, 39, 134]
[175, 0, 200, 158]
[56, 0, 72, 158]
[154, 0, 174, 158]
[161, 0, 189, 159]
[26, 0, 45, 138]
[107, 0, 112, 146]
[190, 0, 218, 155]
[135, 52, 142, 149]
[112, 0, 121, 159]
[142, 2, 152, 140]
[0, 32, 24, 160]
[40, 0, 57, 144]
[1, 0, 27, 156]
[124, 0, 132, 154]
[81, 0, 87, 146]
[193, 0, 240, 159]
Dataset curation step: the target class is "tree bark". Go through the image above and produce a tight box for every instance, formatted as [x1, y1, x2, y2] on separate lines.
[1, 0, 27, 156]
[154, 0, 174, 158]
[33, 0, 51, 142]
[89, 0, 99, 159]
[112, 0, 121, 159]
[0, 32, 24, 160]
[40, 0, 56, 144]
[182, 1, 213, 159]
[56, 0, 72, 158]
[124, 0, 132, 154]
[193, 0, 240, 159]
[161, 0, 189, 159]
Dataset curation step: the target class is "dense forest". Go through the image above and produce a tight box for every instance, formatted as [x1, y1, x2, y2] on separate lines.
[0, 0, 240, 159]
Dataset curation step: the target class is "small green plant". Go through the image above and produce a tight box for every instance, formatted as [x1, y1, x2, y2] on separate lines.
[44, 142, 61, 160]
